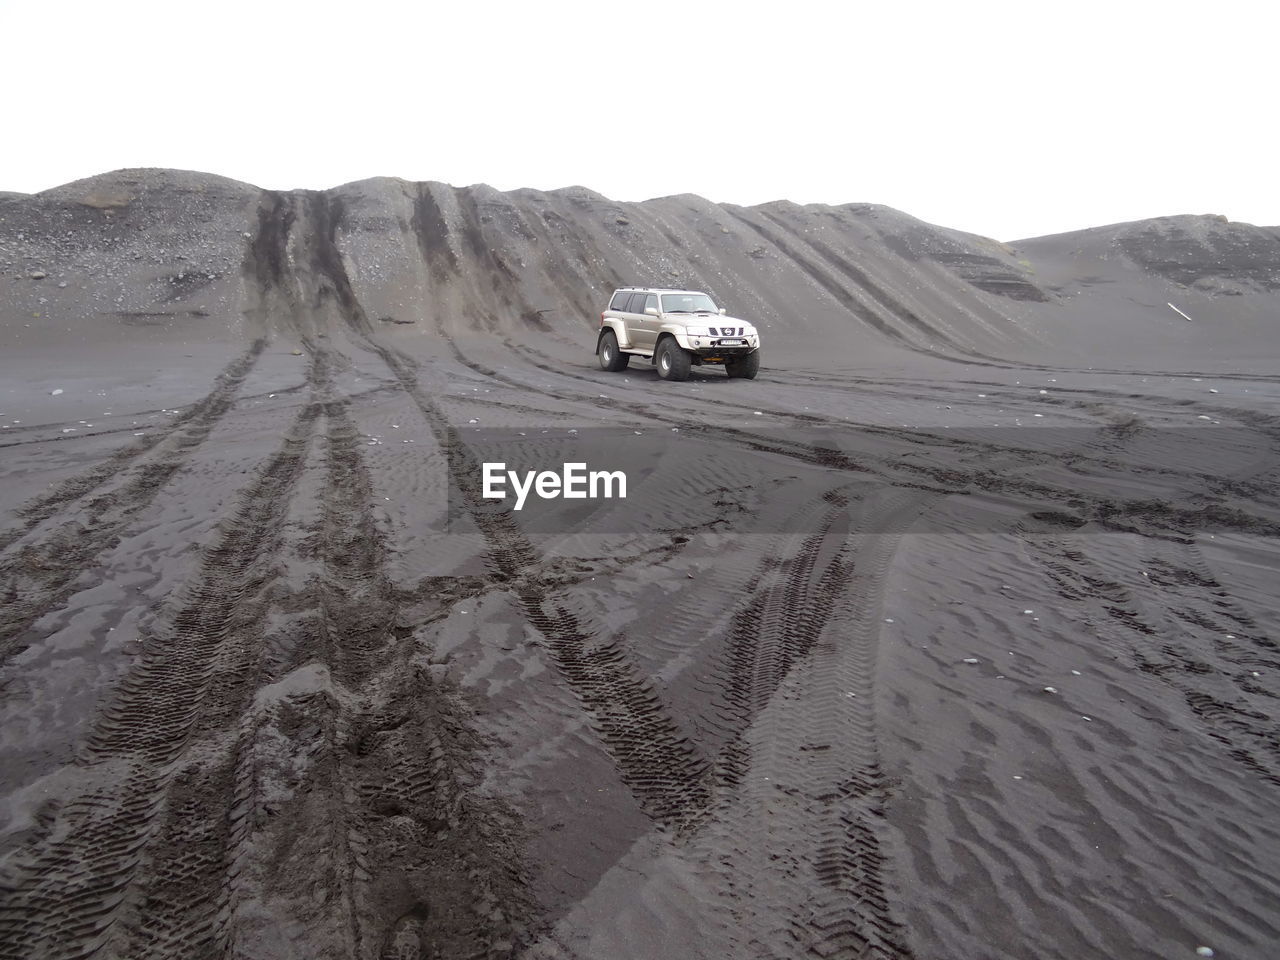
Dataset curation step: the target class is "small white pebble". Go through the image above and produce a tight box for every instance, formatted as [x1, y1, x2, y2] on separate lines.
[884, 618, 895, 623]
[1023, 609, 1034, 615]
[1081, 716, 1092, 721]
[1196, 947, 1215, 958]
[1013, 775, 1023, 780]
[1071, 670, 1082, 676]
[1043, 686, 1058, 693]
[962, 658, 980, 664]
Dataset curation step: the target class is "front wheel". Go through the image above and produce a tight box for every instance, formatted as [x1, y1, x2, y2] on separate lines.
[598, 330, 629, 371]
[656, 338, 692, 381]
[726, 350, 760, 379]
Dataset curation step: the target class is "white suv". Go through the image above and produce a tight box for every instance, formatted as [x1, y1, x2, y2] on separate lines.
[596, 288, 761, 381]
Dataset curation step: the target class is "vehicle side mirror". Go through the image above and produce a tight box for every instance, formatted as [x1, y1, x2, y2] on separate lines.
[718, 308, 726, 315]
[645, 307, 659, 316]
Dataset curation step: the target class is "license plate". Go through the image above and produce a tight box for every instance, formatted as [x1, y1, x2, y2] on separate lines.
[718, 338, 746, 346]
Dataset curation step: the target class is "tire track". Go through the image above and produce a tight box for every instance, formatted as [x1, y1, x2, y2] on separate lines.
[0, 392, 319, 960]
[378, 353, 716, 827]
[802, 506, 921, 960]
[0, 338, 267, 666]
[708, 516, 848, 789]
[0, 203, 543, 958]
[688, 493, 927, 959]
[240, 199, 537, 958]
[129, 408, 521, 959]
[0, 338, 266, 557]
[469, 338, 1280, 544]
[318, 196, 719, 827]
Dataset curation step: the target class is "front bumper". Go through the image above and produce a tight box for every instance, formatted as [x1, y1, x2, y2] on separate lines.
[688, 344, 758, 364]
[679, 332, 759, 351]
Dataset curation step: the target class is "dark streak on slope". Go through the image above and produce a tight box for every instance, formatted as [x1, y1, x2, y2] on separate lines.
[410, 186, 458, 284]
[249, 191, 297, 290]
[759, 209, 972, 352]
[725, 207, 940, 354]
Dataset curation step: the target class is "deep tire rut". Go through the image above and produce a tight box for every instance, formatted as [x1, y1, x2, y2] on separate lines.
[689, 493, 928, 959]
[0, 394, 319, 960]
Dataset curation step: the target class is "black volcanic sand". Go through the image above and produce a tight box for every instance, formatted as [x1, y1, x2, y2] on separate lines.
[1, 169, 1278, 960]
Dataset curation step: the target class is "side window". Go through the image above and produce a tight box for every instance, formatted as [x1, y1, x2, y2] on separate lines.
[609, 290, 631, 311]
[626, 292, 648, 314]
[643, 294, 658, 314]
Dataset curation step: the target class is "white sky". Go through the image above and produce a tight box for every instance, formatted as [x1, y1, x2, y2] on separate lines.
[3, 0, 1276, 240]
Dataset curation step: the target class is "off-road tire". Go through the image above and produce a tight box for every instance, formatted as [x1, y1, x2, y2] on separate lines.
[726, 350, 760, 379]
[656, 338, 692, 381]
[598, 330, 629, 371]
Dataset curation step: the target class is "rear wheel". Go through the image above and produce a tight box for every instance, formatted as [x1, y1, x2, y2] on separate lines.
[598, 330, 629, 371]
[656, 338, 692, 381]
[726, 350, 760, 379]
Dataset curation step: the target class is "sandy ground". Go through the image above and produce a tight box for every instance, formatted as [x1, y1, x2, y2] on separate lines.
[1, 169, 1278, 960]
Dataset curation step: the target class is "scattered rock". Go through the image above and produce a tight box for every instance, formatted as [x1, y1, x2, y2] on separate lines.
[50, 388, 64, 396]
[28, 270, 46, 279]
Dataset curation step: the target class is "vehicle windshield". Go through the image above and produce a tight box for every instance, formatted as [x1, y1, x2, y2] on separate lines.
[660, 293, 718, 314]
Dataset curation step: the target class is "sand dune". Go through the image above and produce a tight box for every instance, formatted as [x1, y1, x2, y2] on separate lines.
[1, 169, 1277, 959]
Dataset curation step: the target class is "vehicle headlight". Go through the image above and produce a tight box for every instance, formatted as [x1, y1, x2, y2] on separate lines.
[684, 326, 709, 336]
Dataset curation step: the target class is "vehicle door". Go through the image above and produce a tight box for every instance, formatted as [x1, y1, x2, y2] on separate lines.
[628, 292, 658, 350]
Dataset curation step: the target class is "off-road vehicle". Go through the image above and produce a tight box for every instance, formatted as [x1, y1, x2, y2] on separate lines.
[596, 288, 761, 381]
